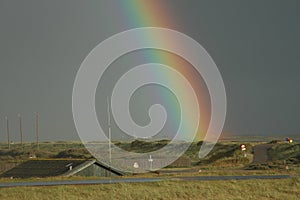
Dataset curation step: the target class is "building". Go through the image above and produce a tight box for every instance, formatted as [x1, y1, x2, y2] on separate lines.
[0, 159, 124, 178]
[168, 156, 191, 168]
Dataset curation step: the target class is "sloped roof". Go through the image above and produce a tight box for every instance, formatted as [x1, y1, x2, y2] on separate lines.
[63, 159, 125, 177]
[0, 159, 125, 178]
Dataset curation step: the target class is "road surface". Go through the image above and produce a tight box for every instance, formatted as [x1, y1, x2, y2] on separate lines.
[253, 144, 274, 163]
[0, 174, 292, 188]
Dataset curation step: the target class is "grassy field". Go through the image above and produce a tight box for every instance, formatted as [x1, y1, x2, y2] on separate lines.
[0, 178, 299, 200]
[268, 143, 300, 162]
[0, 140, 299, 174]
[0, 140, 299, 199]
[0, 140, 255, 170]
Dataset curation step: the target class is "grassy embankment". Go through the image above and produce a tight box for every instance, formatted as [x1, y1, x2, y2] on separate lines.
[0, 140, 254, 173]
[0, 140, 299, 175]
[246, 142, 300, 173]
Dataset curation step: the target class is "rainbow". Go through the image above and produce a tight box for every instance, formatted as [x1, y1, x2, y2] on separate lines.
[117, 1, 173, 28]
[114, 1, 211, 141]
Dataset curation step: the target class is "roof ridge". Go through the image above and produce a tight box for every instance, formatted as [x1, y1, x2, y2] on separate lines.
[62, 159, 96, 177]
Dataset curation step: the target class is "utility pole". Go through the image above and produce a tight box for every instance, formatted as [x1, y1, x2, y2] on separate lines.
[35, 112, 39, 151]
[107, 97, 112, 165]
[18, 114, 23, 148]
[107, 97, 112, 180]
[5, 116, 10, 150]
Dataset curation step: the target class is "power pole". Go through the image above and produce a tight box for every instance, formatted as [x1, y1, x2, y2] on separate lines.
[107, 97, 112, 180]
[107, 97, 112, 165]
[18, 114, 23, 149]
[5, 116, 10, 150]
[35, 112, 39, 151]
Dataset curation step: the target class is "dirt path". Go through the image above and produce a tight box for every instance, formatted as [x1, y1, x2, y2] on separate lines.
[252, 144, 274, 163]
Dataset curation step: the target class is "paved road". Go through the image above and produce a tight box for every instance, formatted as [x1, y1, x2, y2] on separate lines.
[253, 144, 274, 163]
[0, 175, 292, 188]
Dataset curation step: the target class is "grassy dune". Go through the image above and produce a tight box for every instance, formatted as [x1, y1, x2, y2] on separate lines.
[0, 140, 254, 167]
[0, 178, 299, 200]
[0, 141, 299, 199]
[1, 140, 299, 174]
[268, 143, 300, 162]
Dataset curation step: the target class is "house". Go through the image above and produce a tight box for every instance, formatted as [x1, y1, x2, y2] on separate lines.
[168, 156, 191, 168]
[0, 159, 125, 178]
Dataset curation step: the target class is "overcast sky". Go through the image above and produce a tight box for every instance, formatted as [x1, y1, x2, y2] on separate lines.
[0, 0, 299, 142]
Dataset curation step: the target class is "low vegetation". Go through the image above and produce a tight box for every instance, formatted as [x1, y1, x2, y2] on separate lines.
[0, 140, 254, 166]
[246, 143, 300, 171]
[0, 140, 299, 199]
[0, 178, 299, 200]
[0, 140, 299, 174]
[196, 142, 253, 167]
[268, 143, 300, 164]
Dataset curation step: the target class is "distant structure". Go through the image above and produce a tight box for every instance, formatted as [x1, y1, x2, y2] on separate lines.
[35, 112, 39, 151]
[5, 116, 10, 150]
[18, 114, 23, 148]
[0, 159, 125, 178]
[285, 137, 293, 143]
[168, 156, 191, 168]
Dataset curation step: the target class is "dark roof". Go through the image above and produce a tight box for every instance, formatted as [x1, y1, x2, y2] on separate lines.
[1, 159, 87, 178]
[63, 159, 125, 177]
[94, 160, 125, 176]
[1, 159, 126, 178]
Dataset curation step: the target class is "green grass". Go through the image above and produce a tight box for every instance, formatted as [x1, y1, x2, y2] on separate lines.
[1, 141, 299, 175]
[244, 143, 300, 172]
[0, 141, 256, 169]
[0, 178, 299, 200]
[0, 140, 299, 199]
[268, 143, 300, 162]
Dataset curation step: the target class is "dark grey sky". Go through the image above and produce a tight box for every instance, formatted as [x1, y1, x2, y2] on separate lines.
[0, 0, 299, 142]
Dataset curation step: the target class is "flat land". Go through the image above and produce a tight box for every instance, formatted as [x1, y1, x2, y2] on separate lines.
[0, 178, 299, 200]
